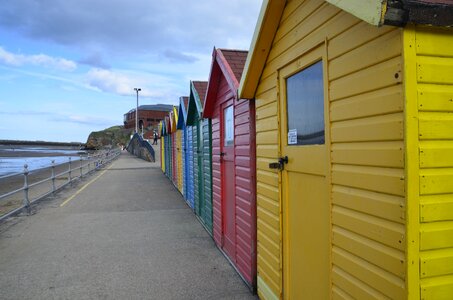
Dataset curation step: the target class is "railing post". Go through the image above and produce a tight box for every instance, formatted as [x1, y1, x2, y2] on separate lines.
[80, 155, 83, 178]
[23, 164, 30, 214]
[68, 157, 72, 184]
[87, 154, 91, 173]
[51, 160, 56, 195]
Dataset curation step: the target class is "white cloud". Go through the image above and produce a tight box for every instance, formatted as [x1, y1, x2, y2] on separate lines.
[85, 67, 181, 101]
[0, 46, 77, 71]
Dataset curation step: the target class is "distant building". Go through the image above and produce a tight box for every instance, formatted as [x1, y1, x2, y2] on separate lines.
[124, 104, 174, 139]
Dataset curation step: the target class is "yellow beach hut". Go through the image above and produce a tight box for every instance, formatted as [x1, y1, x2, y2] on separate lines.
[174, 106, 184, 194]
[239, 0, 453, 299]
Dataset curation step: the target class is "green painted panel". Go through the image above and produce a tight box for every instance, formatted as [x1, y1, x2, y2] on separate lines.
[202, 118, 213, 234]
[193, 123, 200, 216]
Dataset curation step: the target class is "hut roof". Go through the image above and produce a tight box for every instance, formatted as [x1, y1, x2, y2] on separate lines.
[203, 48, 248, 118]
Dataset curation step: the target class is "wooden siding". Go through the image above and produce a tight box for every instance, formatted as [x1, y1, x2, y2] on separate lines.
[161, 136, 165, 173]
[210, 71, 257, 287]
[211, 78, 229, 247]
[176, 130, 183, 193]
[202, 118, 213, 234]
[253, 1, 406, 298]
[413, 25, 453, 299]
[187, 126, 195, 209]
[193, 123, 201, 215]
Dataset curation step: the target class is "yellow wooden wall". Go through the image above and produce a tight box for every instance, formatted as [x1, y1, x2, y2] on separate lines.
[161, 137, 165, 173]
[405, 25, 453, 299]
[253, 0, 407, 299]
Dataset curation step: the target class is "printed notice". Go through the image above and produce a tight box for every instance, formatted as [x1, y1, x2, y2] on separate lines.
[288, 129, 297, 145]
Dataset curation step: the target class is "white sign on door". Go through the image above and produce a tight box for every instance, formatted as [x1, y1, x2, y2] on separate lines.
[288, 129, 297, 145]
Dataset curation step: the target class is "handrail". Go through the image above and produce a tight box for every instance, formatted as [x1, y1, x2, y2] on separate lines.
[0, 148, 121, 221]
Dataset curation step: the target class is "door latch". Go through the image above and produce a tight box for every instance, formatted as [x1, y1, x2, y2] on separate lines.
[269, 156, 288, 171]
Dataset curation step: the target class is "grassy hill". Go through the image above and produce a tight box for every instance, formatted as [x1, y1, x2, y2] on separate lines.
[85, 126, 132, 149]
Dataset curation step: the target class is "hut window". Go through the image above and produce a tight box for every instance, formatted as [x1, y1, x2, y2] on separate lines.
[224, 105, 234, 146]
[286, 60, 324, 145]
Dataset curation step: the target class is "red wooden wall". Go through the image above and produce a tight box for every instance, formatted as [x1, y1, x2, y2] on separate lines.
[210, 73, 256, 287]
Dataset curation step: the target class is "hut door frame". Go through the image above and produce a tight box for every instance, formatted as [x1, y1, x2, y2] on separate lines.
[278, 44, 331, 299]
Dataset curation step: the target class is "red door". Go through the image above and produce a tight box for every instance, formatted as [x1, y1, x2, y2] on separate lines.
[221, 101, 235, 259]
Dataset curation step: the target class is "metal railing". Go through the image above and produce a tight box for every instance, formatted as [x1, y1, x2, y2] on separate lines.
[0, 148, 121, 221]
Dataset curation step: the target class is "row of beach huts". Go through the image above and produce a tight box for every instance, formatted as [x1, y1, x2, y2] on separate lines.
[157, 1, 453, 299]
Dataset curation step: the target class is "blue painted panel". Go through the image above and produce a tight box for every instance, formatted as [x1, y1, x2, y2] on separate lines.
[187, 126, 194, 209]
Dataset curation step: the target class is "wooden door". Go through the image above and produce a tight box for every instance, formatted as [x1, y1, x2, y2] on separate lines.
[279, 46, 330, 299]
[221, 100, 235, 259]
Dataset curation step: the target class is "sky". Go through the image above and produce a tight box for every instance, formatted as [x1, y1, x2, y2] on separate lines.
[0, 0, 262, 143]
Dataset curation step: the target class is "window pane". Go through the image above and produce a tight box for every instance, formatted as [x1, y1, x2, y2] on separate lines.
[224, 106, 234, 146]
[286, 60, 324, 146]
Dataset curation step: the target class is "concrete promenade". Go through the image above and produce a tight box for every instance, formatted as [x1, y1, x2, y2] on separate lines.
[0, 151, 257, 299]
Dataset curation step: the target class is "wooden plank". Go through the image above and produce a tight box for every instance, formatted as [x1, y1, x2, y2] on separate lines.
[420, 194, 453, 222]
[420, 249, 453, 278]
[420, 221, 453, 250]
[332, 225, 406, 277]
[420, 141, 453, 168]
[329, 22, 396, 60]
[331, 141, 404, 168]
[329, 30, 401, 80]
[418, 56, 453, 85]
[257, 192, 279, 216]
[416, 26, 453, 58]
[257, 169, 279, 187]
[332, 246, 406, 299]
[332, 185, 405, 224]
[330, 85, 403, 121]
[330, 57, 402, 101]
[256, 130, 278, 145]
[332, 206, 405, 251]
[269, 1, 330, 61]
[332, 266, 391, 299]
[256, 102, 278, 120]
[420, 169, 453, 195]
[418, 84, 453, 112]
[419, 112, 453, 140]
[332, 164, 405, 196]
[331, 113, 404, 143]
[420, 275, 453, 300]
[256, 115, 278, 133]
[257, 144, 279, 159]
[255, 87, 277, 109]
[263, 10, 358, 79]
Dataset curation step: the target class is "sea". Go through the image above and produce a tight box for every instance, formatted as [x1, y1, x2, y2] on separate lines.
[0, 145, 87, 177]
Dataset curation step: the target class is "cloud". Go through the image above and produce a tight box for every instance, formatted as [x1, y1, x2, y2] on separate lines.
[86, 68, 136, 96]
[0, 0, 261, 57]
[85, 67, 181, 100]
[162, 49, 198, 63]
[78, 52, 110, 69]
[0, 109, 116, 127]
[0, 46, 77, 71]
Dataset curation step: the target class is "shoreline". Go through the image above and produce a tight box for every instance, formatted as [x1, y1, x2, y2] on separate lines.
[0, 140, 85, 148]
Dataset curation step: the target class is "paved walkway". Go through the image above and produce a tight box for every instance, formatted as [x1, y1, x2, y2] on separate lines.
[0, 152, 256, 299]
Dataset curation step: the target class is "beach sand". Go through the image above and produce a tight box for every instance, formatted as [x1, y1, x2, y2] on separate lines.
[0, 149, 95, 217]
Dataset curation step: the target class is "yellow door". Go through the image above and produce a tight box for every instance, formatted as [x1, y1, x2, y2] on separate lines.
[279, 45, 330, 299]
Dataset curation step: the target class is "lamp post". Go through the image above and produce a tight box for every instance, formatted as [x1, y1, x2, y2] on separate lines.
[134, 88, 141, 134]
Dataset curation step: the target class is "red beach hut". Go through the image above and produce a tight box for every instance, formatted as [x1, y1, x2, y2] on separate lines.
[203, 48, 256, 288]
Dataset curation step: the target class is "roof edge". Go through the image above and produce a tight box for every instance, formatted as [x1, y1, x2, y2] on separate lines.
[238, 0, 287, 99]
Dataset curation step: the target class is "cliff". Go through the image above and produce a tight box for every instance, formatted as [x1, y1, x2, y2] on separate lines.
[85, 126, 132, 149]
